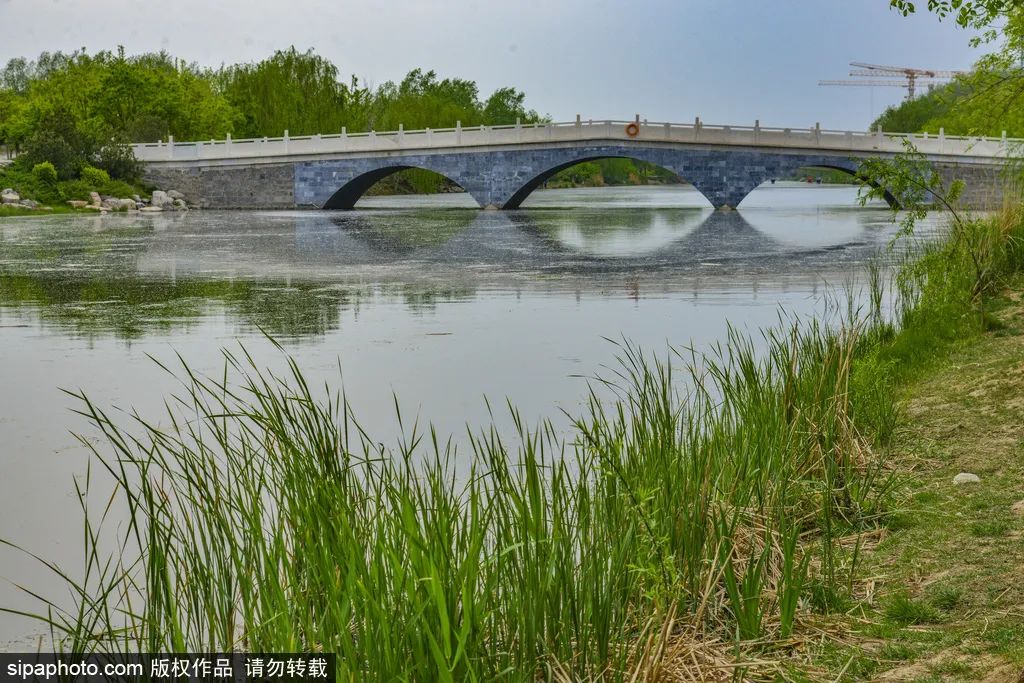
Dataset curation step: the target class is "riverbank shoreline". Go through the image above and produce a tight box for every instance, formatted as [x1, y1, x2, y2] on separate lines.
[814, 278, 1024, 681]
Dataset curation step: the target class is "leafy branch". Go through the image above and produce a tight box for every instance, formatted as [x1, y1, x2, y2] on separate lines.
[857, 140, 996, 300]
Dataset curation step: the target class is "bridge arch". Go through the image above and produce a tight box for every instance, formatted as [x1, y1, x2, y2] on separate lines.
[322, 165, 478, 209]
[492, 147, 901, 211]
[502, 155, 710, 209]
[777, 163, 900, 209]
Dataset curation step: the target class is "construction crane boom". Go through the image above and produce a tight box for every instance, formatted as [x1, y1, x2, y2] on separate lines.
[820, 61, 968, 100]
[849, 69, 962, 78]
[818, 80, 919, 87]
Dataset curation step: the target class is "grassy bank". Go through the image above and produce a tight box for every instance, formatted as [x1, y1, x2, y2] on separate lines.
[815, 277, 1024, 681]
[3, 201, 1023, 680]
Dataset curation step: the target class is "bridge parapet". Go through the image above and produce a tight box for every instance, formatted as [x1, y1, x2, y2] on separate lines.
[134, 118, 1018, 164]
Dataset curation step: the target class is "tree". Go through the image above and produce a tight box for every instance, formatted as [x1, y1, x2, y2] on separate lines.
[482, 87, 539, 125]
[218, 47, 348, 137]
[881, 1, 1024, 138]
[889, 0, 1024, 30]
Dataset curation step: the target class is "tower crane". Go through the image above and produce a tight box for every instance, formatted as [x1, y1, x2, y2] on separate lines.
[819, 62, 968, 100]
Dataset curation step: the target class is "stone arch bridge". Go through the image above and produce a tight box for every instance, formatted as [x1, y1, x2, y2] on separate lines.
[135, 118, 1016, 210]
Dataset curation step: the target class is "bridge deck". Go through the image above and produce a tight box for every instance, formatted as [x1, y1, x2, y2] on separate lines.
[134, 118, 1017, 165]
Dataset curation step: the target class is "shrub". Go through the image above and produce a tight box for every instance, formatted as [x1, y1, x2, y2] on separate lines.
[94, 136, 141, 180]
[80, 165, 110, 187]
[21, 130, 83, 180]
[31, 161, 57, 185]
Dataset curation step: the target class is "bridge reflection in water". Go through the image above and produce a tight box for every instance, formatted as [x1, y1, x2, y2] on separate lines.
[0, 190, 928, 341]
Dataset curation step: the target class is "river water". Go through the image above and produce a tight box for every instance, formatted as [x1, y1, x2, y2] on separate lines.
[0, 183, 926, 646]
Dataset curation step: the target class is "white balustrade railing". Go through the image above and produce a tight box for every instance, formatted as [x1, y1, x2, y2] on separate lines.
[132, 118, 1020, 163]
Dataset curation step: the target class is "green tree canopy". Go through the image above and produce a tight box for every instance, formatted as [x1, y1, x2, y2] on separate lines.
[876, 1, 1024, 136]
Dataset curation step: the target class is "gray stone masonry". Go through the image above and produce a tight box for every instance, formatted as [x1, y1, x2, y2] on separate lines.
[141, 142, 1012, 210]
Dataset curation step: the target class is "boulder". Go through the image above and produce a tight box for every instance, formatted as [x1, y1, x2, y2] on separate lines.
[150, 190, 174, 209]
[172, 198, 188, 210]
[132, 194, 142, 203]
[19, 199, 39, 209]
[1, 189, 20, 204]
[88, 191, 102, 206]
[140, 206, 163, 213]
[166, 190, 185, 200]
[66, 200, 88, 209]
[953, 472, 981, 485]
[102, 198, 136, 211]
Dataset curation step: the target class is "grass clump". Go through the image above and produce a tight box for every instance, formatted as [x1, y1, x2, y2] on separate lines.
[927, 586, 964, 612]
[884, 593, 942, 626]
[969, 518, 1011, 537]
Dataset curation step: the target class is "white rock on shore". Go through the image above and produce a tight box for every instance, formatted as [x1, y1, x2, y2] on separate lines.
[150, 190, 174, 209]
[101, 197, 137, 211]
[953, 472, 981, 485]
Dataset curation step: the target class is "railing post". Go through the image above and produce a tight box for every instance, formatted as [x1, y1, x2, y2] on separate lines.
[226, 133, 232, 152]
[397, 124, 404, 144]
[1002, 130, 1008, 154]
[168, 135, 174, 160]
[284, 129, 289, 154]
[939, 127, 945, 153]
[426, 128, 432, 147]
[815, 122, 821, 145]
[694, 116, 700, 141]
[576, 113, 582, 139]
[754, 119, 760, 144]
[456, 120, 462, 144]
[515, 117, 521, 142]
[875, 124, 883, 146]
[664, 121, 670, 140]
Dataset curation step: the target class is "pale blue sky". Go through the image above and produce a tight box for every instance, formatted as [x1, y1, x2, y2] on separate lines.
[0, 0, 982, 130]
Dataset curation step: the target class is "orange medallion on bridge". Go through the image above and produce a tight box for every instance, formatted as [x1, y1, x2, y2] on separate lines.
[625, 122, 640, 137]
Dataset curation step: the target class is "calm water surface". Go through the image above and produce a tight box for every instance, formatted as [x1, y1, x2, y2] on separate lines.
[0, 183, 930, 645]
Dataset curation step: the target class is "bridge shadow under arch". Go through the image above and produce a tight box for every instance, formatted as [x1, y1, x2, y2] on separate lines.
[323, 165, 476, 209]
